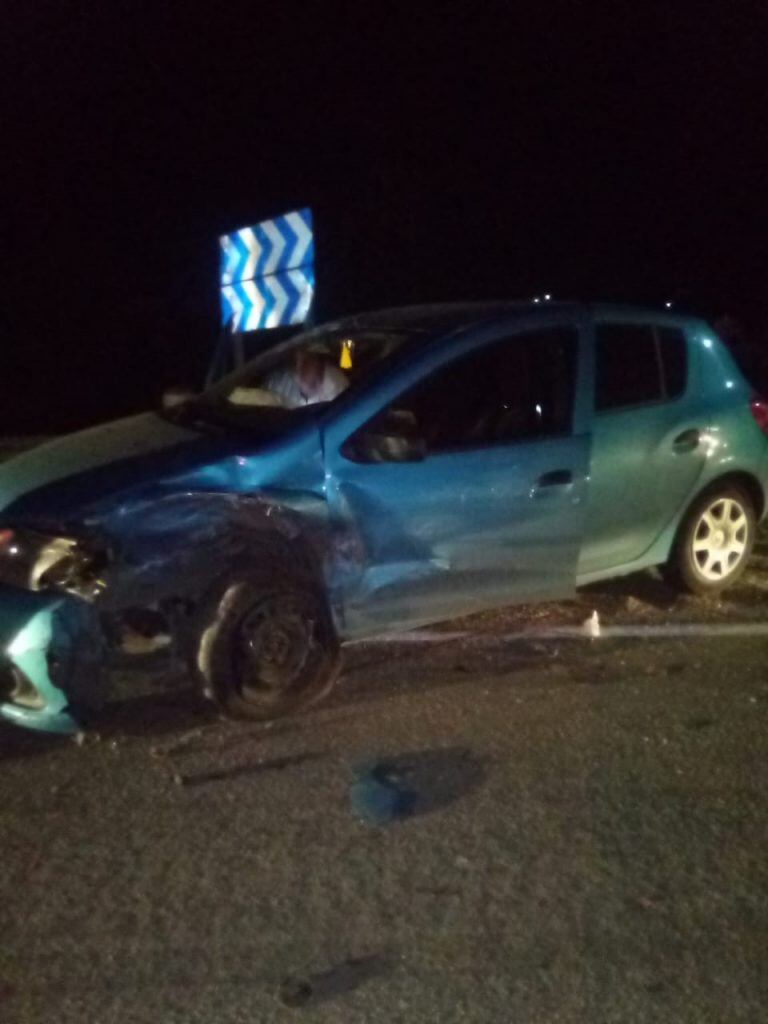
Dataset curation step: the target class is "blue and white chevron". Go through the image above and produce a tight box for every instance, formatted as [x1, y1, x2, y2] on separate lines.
[220, 265, 315, 332]
[219, 208, 314, 330]
[219, 208, 314, 288]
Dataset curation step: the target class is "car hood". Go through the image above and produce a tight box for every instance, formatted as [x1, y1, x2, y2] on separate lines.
[0, 409, 312, 524]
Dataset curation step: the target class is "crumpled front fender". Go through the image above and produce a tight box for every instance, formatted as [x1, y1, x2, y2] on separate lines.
[92, 490, 334, 612]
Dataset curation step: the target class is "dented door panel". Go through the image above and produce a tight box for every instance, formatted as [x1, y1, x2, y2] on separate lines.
[325, 436, 589, 636]
[322, 314, 592, 636]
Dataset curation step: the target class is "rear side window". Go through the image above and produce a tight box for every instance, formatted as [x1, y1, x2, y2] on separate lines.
[595, 324, 688, 411]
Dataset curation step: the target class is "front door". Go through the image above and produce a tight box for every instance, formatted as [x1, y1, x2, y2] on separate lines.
[322, 319, 592, 637]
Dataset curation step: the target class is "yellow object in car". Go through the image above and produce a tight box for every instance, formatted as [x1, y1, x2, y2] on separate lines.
[340, 339, 354, 370]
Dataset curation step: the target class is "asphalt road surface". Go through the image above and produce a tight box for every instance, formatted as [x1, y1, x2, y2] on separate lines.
[3, 550, 768, 1023]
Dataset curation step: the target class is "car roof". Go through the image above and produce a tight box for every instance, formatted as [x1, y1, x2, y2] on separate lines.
[330, 301, 704, 334]
[333, 302, 549, 332]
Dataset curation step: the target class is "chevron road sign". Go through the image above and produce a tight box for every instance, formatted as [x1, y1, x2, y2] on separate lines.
[219, 208, 314, 331]
[220, 265, 316, 333]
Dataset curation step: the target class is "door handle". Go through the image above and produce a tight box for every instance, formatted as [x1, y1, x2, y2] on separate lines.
[535, 469, 573, 489]
[672, 428, 701, 453]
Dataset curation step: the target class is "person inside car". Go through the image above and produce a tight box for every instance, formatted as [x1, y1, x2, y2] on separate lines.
[267, 348, 349, 408]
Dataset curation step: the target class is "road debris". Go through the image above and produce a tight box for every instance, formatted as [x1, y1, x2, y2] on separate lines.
[149, 727, 207, 759]
[172, 751, 324, 787]
[583, 610, 601, 637]
[350, 761, 415, 825]
[73, 730, 101, 747]
[350, 748, 486, 825]
[278, 954, 394, 1007]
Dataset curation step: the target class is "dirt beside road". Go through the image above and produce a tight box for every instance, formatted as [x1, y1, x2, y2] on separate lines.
[2, 557, 768, 1022]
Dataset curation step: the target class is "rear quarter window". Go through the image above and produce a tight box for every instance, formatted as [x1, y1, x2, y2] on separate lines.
[595, 323, 688, 412]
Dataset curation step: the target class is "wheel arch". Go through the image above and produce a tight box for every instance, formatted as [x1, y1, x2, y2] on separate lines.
[666, 469, 763, 562]
[189, 543, 341, 720]
[688, 470, 765, 522]
[662, 470, 761, 593]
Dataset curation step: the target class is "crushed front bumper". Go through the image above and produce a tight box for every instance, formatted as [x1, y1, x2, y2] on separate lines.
[0, 586, 103, 735]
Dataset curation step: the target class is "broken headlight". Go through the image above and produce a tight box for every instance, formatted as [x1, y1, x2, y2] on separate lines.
[0, 528, 107, 599]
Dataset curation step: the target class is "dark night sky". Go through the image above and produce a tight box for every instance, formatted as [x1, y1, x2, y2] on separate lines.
[3, 1, 768, 430]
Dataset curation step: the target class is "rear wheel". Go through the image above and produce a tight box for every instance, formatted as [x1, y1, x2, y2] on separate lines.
[192, 566, 340, 720]
[666, 486, 755, 594]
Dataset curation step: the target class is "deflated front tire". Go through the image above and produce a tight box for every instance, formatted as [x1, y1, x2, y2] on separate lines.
[191, 561, 340, 721]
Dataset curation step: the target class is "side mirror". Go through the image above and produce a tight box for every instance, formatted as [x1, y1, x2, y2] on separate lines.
[162, 387, 196, 409]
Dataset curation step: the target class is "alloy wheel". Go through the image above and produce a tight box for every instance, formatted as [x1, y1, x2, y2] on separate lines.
[691, 497, 749, 582]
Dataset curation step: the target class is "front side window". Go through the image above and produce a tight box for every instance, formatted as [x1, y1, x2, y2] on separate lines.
[216, 329, 409, 410]
[595, 323, 688, 412]
[164, 328, 417, 432]
[345, 327, 577, 460]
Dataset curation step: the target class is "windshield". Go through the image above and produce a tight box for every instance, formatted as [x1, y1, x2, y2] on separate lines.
[201, 325, 414, 415]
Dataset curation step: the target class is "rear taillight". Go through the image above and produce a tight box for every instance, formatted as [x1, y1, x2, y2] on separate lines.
[750, 398, 768, 435]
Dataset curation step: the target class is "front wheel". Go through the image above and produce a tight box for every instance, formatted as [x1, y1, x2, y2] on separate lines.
[666, 487, 755, 595]
[192, 567, 340, 721]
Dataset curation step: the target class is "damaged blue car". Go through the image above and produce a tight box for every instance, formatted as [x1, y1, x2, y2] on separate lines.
[1, 302, 767, 734]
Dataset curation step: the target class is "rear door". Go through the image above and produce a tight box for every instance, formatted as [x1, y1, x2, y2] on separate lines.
[322, 315, 592, 637]
[578, 316, 708, 577]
